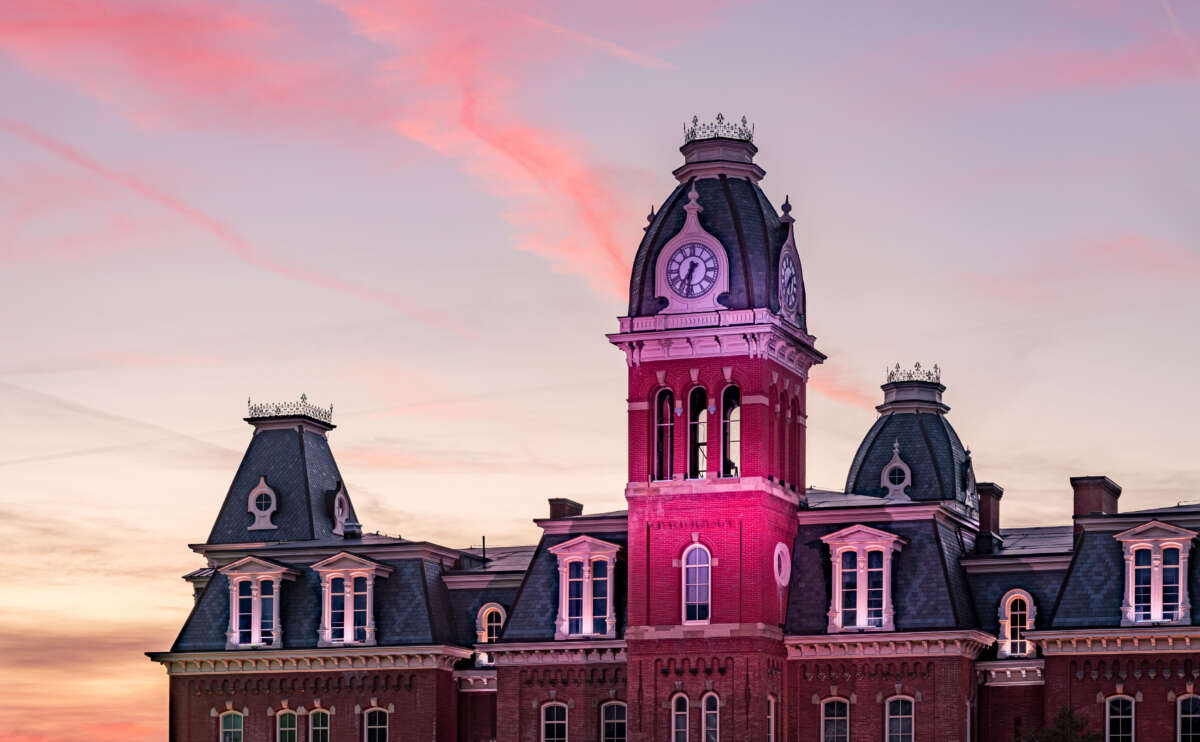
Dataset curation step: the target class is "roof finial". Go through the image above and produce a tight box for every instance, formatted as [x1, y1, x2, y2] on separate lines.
[780, 194, 794, 225]
[893, 440, 900, 455]
[683, 183, 703, 217]
[644, 204, 656, 232]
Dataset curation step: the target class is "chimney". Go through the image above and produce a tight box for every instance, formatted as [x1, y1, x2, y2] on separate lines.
[975, 482, 1004, 554]
[1071, 476, 1121, 533]
[548, 498, 583, 519]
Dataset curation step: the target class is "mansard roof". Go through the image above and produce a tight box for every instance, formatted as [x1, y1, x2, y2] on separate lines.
[844, 410, 973, 506]
[205, 424, 361, 545]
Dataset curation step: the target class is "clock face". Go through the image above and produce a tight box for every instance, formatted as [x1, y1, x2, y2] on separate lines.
[780, 253, 798, 311]
[666, 243, 719, 298]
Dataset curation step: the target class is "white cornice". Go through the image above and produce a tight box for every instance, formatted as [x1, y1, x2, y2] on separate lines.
[534, 516, 628, 535]
[192, 541, 469, 569]
[147, 645, 473, 675]
[625, 476, 802, 507]
[625, 622, 782, 641]
[486, 640, 627, 666]
[442, 573, 525, 590]
[976, 659, 1046, 686]
[797, 502, 978, 530]
[784, 630, 994, 659]
[1028, 626, 1200, 654]
[454, 669, 498, 692]
[960, 555, 1073, 574]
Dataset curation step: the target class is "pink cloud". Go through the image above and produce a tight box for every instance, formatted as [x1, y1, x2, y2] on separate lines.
[809, 374, 878, 411]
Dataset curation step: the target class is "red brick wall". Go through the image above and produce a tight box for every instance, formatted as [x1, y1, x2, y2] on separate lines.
[1041, 653, 1199, 740]
[978, 684, 1043, 742]
[494, 664, 626, 742]
[458, 692, 496, 742]
[168, 668, 456, 742]
[787, 656, 975, 742]
[626, 641, 784, 742]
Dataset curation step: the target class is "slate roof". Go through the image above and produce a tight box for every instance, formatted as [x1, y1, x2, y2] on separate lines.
[994, 526, 1074, 556]
[500, 531, 628, 643]
[845, 411, 971, 503]
[968, 569, 1068, 635]
[628, 176, 798, 327]
[206, 425, 361, 545]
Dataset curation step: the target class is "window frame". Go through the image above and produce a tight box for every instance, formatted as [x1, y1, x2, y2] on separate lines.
[275, 710, 297, 742]
[766, 696, 777, 742]
[220, 710, 244, 742]
[687, 386, 709, 480]
[671, 694, 689, 742]
[309, 709, 330, 742]
[654, 388, 675, 482]
[542, 701, 569, 742]
[820, 697, 850, 742]
[996, 588, 1037, 658]
[1179, 694, 1200, 742]
[701, 692, 719, 742]
[1105, 695, 1134, 742]
[313, 552, 392, 648]
[476, 602, 507, 644]
[821, 525, 905, 633]
[719, 385, 741, 479]
[1115, 521, 1196, 626]
[600, 700, 627, 742]
[681, 543, 712, 625]
[885, 695, 915, 742]
[548, 535, 620, 640]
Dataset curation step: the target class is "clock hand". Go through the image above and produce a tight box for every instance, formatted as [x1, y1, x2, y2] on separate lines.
[684, 261, 697, 286]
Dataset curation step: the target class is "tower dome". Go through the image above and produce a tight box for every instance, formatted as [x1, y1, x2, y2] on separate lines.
[844, 364, 979, 517]
[627, 115, 806, 331]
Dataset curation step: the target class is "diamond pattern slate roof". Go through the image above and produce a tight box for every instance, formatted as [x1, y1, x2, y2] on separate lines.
[845, 411, 970, 504]
[967, 568, 1067, 635]
[995, 526, 1074, 555]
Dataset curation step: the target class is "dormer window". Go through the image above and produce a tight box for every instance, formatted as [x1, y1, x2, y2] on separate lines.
[312, 552, 393, 647]
[821, 525, 906, 632]
[1115, 521, 1196, 626]
[218, 556, 298, 649]
[548, 535, 619, 639]
[997, 589, 1036, 658]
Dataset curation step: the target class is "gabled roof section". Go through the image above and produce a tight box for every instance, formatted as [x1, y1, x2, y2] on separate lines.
[217, 555, 299, 577]
[546, 534, 622, 557]
[205, 424, 361, 546]
[820, 523, 907, 548]
[1113, 520, 1198, 543]
[311, 551, 394, 576]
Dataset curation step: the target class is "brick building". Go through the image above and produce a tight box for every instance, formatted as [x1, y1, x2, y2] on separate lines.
[149, 118, 1200, 742]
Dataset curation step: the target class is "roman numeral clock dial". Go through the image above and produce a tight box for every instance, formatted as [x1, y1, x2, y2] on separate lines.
[666, 243, 719, 299]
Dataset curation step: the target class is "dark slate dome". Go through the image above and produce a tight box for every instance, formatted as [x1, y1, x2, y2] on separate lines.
[844, 365, 979, 516]
[627, 119, 804, 330]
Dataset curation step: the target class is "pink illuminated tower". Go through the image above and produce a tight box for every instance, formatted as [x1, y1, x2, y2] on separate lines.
[608, 115, 825, 740]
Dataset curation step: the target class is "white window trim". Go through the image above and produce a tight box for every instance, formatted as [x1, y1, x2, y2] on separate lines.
[476, 602, 507, 643]
[681, 542, 713, 626]
[309, 709, 330, 740]
[671, 694, 690, 742]
[996, 588, 1037, 658]
[719, 384, 741, 480]
[686, 385, 710, 481]
[275, 710, 297, 742]
[600, 700, 627, 742]
[220, 710, 244, 742]
[766, 696, 777, 742]
[1178, 694, 1200, 742]
[1106, 694, 1135, 742]
[541, 701, 569, 742]
[701, 692, 720, 742]
[364, 706, 389, 742]
[219, 556, 298, 650]
[1115, 521, 1196, 626]
[821, 525, 906, 632]
[773, 542, 791, 587]
[820, 697, 849, 742]
[884, 695, 915, 742]
[653, 388, 675, 482]
[548, 535, 619, 640]
[247, 475, 278, 531]
[312, 552, 393, 648]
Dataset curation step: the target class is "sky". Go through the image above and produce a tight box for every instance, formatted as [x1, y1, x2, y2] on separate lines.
[0, 0, 1198, 738]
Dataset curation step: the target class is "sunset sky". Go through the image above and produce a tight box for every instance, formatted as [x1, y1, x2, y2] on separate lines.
[1, 0, 1199, 739]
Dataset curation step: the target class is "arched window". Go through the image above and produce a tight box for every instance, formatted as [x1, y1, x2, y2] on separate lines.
[1179, 695, 1200, 742]
[779, 392, 789, 486]
[840, 550, 857, 628]
[1164, 546, 1181, 620]
[220, 711, 243, 742]
[766, 696, 777, 742]
[682, 544, 711, 624]
[886, 697, 914, 742]
[672, 695, 689, 742]
[687, 387, 708, 479]
[330, 576, 345, 638]
[866, 550, 884, 627]
[484, 608, 503, 642]
[276, 710, 297, 742]
[567, 561, 584, 634]
[309, 710, 330, 742]
[655, 389, 675, 481]
[702, 693, 719, 742]
[996, 589, 1037, 657]
[592, 558, 609, 635]
[365, 708, 389, 742]
[1133, 548, 1152, 621]
[601, 701, 627, 742]
[1106, 696, 1133, 742]
[821, 698, 849, 742]
[720, 386, 740, 478]
[542, 702, 568, 742]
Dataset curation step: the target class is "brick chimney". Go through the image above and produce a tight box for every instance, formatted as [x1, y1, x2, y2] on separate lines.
[548, 498, 583, 519]
[1070, 476, 1121, 533]
[975, 482, 1004, 554]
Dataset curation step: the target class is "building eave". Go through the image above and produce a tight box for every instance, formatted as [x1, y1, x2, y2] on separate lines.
[146, 645, 473, 675]
[1027, 626, 1200, 654]
[784, 629, 994, 659]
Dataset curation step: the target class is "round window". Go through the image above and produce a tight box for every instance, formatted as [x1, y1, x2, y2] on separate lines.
[254, 492, 273, 511]
[887, 467, 906, 486]
[772, 542, 791, 586]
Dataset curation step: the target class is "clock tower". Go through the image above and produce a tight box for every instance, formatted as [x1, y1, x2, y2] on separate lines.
[608, 116, 824, 741]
